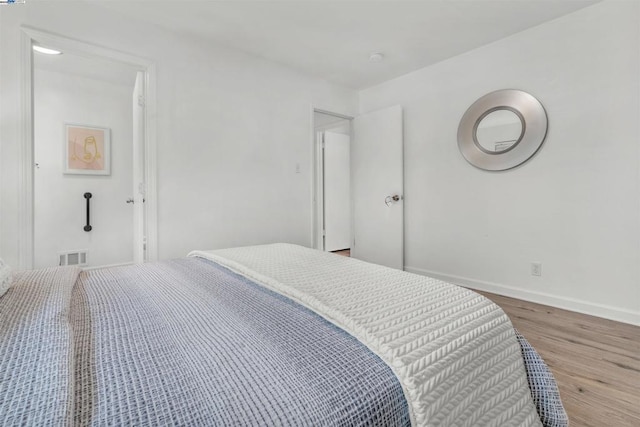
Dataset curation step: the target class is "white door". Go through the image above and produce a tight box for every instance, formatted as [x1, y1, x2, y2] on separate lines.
[132, 71, 145, 263]
[351, 105, 403, 269]
[323, 131, 351, 251]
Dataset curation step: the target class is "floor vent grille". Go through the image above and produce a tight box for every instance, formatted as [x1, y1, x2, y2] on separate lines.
[59, 250, 88, 266]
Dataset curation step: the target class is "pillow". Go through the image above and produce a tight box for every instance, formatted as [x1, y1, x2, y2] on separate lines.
[515, 329, 569, 427]
[0, 258, 12, 298]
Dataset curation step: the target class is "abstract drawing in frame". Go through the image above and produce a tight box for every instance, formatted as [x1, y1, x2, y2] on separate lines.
[64, 124, 111, 175]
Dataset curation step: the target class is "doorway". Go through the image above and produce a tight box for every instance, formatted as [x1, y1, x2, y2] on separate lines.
[33, 50, 141, 268]
[313, 110, 352, 254]
[312, 105, 404, 270]
[19, 28, 157, 269]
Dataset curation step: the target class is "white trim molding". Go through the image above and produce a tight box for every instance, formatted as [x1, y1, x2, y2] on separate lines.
[405, 266, 640, 327]
[143, 63, 158, 263]
[18, 30, 34, 269]
[18, 27, 158, 268]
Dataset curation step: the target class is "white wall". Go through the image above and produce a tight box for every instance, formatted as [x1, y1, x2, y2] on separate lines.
[33, 67, 133, 268]
[359, 1, 640, 324]
[0, 1, 357, 266]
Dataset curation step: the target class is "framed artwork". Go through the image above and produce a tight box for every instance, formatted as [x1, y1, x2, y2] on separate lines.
[64, 124, 111, 175]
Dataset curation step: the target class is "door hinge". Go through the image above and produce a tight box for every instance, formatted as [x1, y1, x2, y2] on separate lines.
[138, 95, 145, 107]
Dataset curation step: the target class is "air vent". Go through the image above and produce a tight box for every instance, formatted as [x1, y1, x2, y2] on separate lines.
[59, 250, 88, 266]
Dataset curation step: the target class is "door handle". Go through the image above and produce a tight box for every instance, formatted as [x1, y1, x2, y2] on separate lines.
[385, 194, 402, 207]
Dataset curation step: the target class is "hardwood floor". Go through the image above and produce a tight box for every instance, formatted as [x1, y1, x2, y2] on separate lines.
[476, 290, 640, 427]
[332, 249, 351, 257]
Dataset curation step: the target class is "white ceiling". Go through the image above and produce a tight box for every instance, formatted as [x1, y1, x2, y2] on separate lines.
[96, 0, 599, 90]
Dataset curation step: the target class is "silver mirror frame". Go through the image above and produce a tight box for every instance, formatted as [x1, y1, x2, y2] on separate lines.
[457, 89, 548, 171]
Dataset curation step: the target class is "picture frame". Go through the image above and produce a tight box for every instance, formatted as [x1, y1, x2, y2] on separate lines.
[64, 123, 111, 175]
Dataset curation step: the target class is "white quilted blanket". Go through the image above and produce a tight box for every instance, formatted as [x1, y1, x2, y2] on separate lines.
[189, 243, 542, 427]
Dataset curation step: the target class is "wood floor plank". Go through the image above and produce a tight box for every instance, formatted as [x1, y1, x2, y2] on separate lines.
[476, 290, 640, 427]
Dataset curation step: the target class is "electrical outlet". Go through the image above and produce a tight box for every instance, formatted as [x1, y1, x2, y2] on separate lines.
[531, 262, 542, 277]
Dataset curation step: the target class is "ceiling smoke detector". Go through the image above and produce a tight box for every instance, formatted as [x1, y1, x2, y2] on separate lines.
[369, 52, 384, 63]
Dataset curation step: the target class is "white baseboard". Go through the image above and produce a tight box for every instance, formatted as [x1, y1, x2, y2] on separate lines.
[404, 266, 640, 327]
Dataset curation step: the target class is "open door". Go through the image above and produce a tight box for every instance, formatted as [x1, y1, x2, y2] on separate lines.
[132, 71, 145, 263]
[351, 105, 403, 269]
[323, 131, 351, 251]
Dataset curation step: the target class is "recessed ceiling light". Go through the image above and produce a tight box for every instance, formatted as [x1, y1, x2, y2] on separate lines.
[33, 45, 62, 55]
[369, 52, 384, 63]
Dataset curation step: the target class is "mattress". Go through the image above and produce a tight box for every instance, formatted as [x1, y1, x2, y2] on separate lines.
[0, 243, 566, 426]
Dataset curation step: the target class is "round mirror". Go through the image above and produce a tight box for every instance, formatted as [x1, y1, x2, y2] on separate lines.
[475, 109, 523, 153]
[457, 89, 547, 171]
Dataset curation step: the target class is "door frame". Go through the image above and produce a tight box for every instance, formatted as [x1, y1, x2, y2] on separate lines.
[310, 107, 353, 251]
[18, 27, 158, 269]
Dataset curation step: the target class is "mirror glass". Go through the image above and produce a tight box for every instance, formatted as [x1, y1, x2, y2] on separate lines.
[475, 109, 523, 153]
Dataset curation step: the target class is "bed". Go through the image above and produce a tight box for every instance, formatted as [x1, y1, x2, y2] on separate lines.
[0, 243, 567, 426]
